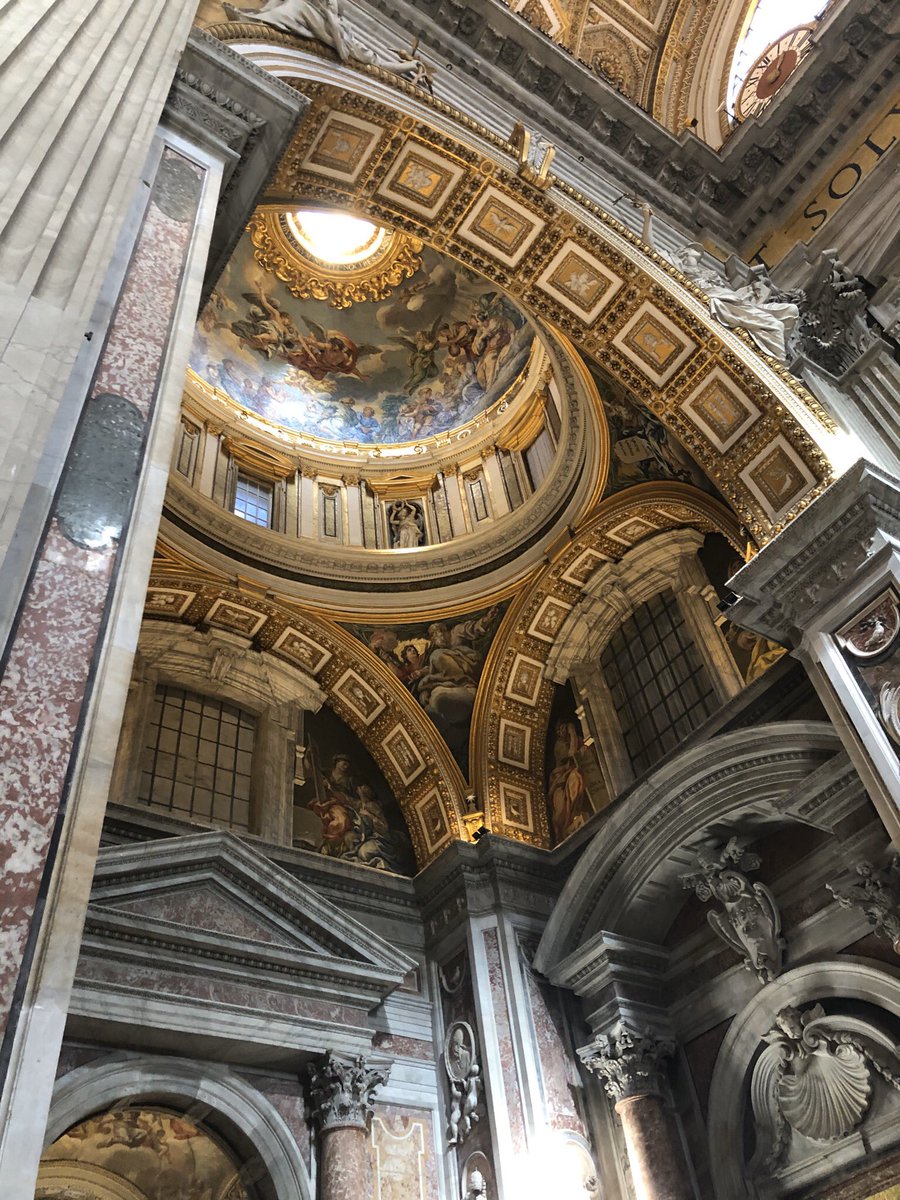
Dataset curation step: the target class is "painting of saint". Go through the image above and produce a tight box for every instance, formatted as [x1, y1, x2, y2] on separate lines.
[349, 604, 506, 778]
[590, 367, 715, 496]
[294, 706, 415, 875]
[190, 234, 534, 445]
[544, 683, 595, 844]
[697, 532, 788, 684]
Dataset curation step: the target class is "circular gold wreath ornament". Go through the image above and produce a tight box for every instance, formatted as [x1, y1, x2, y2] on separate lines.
[248, 206, 424, 309]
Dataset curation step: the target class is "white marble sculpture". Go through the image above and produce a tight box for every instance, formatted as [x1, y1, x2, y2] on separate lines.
[444, 1021, 481, 1145]
[682, 837, 784, 984]
[671, 243, 800, 361]
[389, 499, 424, 548]
[750, 1003, 900, 1172]
[236, 0, 432, 85]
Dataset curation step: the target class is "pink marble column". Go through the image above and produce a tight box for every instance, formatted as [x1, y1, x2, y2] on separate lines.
[308, 1053, 389, 1200]
[616, 1093, 692, 1200]
[0, 146, 205, 1048]
[581, 1024, 692, 1200]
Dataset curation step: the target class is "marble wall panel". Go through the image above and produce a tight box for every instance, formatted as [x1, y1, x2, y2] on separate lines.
[371, 1103, 440, 1200]
[482, 929, 527, 1155]
[520, 948, 587, 1136]
[0, 148, 205, 1036]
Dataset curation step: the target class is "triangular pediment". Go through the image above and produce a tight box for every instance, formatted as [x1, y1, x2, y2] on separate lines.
[84, 830, 415, 1008]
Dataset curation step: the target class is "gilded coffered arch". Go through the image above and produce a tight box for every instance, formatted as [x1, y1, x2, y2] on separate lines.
[205, 26, 839, 546]
[142, 543, 470, 866]
[471, 481, 743, 846]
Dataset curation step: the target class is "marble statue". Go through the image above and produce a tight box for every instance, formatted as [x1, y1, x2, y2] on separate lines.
[388, 499, 424, 548]
[465, 1169, 487, 1199]
[682, 836, 784, 983]
[444, 1021, 481, 1145]
[671, 243, 800, 361]
[234, 0, 432, 87]
[827, 857, 900, 953]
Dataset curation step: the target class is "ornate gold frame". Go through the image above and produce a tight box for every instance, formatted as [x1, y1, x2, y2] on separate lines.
[248, 206, 424, 309]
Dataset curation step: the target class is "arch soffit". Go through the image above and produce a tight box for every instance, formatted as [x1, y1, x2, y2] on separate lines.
[532, 720, 843, 974]
[141, 557, 469, 867]
[45, 1056, 312, 1200]
[706, 958, 900, 1200]
[215, 32, 837, 546]
[471, 481, 742, 846]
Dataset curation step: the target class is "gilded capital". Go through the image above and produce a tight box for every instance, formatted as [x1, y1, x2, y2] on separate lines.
[308, 1053, 389, 1131]
[579, 1023, 675, 1102]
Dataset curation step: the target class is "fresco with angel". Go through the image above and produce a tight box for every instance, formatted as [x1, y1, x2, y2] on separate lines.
[190, 232, 535, 444]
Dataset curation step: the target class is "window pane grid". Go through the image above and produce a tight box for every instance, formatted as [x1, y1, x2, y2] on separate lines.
[138, 685, 255, 830]
[601, 591, 717, 776]
[234, 474, 272, 528]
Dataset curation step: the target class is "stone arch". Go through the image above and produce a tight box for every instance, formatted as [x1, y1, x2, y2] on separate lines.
[533, 720, 844, 971]
[140, 558, 470, 865]
[45, 1055, 313, 1200]
[471, 481, 742, 845]
[204, 29, 839, 545]
[706, 958, 900, 1200]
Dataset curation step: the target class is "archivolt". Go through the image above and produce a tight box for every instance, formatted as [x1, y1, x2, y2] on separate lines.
[471, 481, 742, 845]
[143, 549, 469, 866]
[533, 720, 843, 970]
[46, 1055, 313, 1200]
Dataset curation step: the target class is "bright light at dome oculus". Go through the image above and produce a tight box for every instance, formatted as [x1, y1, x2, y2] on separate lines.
[289, 209, 386, 265]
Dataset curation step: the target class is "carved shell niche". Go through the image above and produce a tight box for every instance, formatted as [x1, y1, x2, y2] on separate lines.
[777, 1043, 872, 1140]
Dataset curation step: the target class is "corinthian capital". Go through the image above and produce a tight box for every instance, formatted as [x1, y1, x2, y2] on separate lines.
[579, 1023, 675, 1102]
[308, 1053, 389, 1131]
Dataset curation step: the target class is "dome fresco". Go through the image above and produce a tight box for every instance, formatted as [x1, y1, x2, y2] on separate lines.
[191, 228, 535, 445]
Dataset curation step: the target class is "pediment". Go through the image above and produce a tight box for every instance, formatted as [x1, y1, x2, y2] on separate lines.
[83, 830, 415, 1008]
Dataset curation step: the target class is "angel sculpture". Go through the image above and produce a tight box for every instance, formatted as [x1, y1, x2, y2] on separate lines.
[389, 317, 444, 392]
[670, 243, 800, 361]
[228, 0, 433, 89]
[682, 837, 784, 983]
[389, 500, 424, 549]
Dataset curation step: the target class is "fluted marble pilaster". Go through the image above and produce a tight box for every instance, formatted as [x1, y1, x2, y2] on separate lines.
[0, 0, 201, 643]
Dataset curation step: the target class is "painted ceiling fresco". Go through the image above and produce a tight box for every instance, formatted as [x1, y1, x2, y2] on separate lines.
[347, 604, 507, 779]
[192, 232, 534, 445]
[40, 1108, 246, 1200]
[294, 704, 416, 875]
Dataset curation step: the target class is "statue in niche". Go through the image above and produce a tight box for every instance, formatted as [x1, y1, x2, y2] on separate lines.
[388, 499, 424, 549]
[681, 837, 785, 983]
[670, 243, 800, 361]
[444, 1021, 481, 1146]
[231, 0, 433, 88]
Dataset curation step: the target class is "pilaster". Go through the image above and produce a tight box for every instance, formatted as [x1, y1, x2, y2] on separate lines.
[729, 460, 900, 835]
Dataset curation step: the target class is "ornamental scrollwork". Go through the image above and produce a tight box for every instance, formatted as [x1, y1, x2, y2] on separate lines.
[682, 836, 784, 984]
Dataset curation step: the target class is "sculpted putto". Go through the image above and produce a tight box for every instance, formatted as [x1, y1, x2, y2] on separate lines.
[235, 0, 432, 87]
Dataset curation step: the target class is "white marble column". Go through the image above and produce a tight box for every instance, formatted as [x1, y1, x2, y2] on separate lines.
[730, 460, 900, 838]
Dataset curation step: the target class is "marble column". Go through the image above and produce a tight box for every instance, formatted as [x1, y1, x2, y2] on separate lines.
[580, 1025, 691, 1200]
[308, 1053, 389, 1200]
[729, 460, 900, 838]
